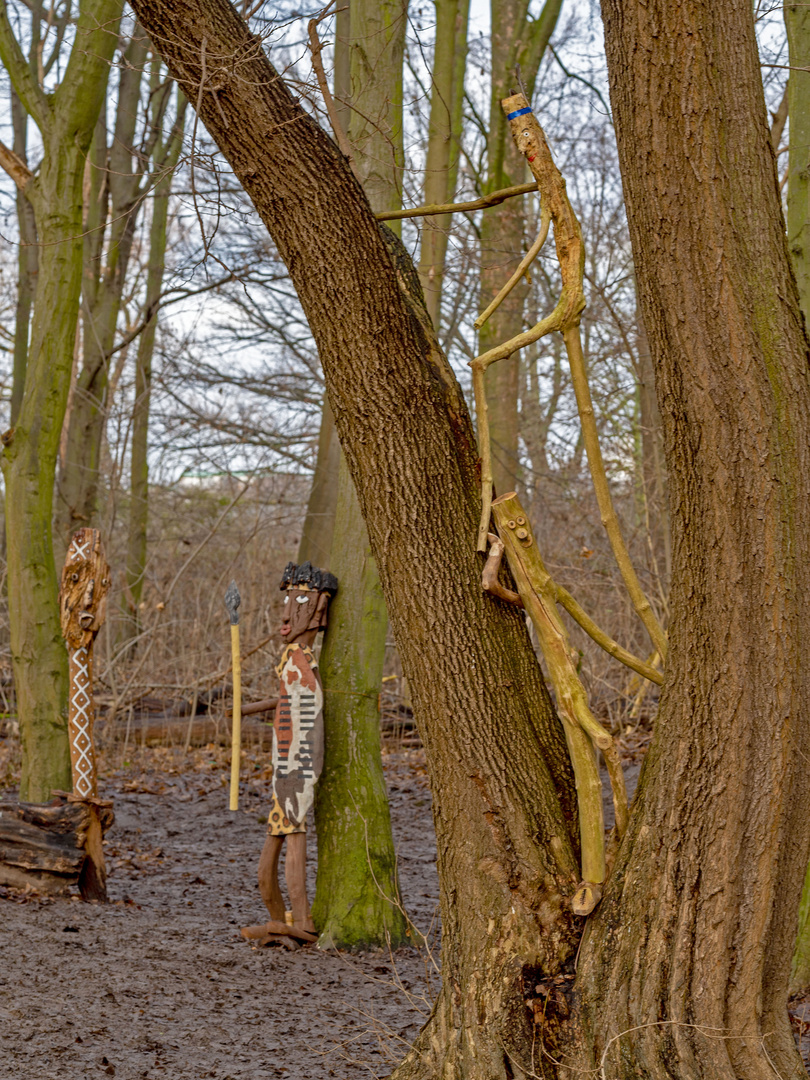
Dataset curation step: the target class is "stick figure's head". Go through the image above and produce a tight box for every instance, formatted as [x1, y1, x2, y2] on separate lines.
[60, 529, 111, 649]
[279, 562, 338, 647]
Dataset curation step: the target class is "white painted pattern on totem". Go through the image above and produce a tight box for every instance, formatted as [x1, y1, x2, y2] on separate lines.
[70, 646, 95, 798]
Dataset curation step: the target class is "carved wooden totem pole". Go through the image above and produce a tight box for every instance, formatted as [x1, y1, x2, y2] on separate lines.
[241, 561, 337, 947]
[59, 528, 113, 900]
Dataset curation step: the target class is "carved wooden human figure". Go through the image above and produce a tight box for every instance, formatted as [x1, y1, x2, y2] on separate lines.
[59, 528, 112, 900]
[241, 561, 337, 946]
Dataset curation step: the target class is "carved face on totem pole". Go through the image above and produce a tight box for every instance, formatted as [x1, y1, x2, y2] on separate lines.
[279, 562, 337, 647]
[60, 529, 112, 650]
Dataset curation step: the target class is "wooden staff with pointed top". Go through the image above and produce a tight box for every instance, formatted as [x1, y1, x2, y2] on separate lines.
[225, 581, 242, 811]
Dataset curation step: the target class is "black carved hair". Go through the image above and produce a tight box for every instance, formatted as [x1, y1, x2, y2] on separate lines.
[280, 561, 338, 596]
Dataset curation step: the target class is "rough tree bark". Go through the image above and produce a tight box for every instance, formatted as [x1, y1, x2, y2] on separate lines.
[563, 3, 810, 1078]
[0, 0, 124, 802]
[128, 1, 581, 1072]
[785, 0, 810, 998]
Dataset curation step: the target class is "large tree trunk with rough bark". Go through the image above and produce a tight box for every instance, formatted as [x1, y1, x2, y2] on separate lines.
[128, 1, 810, 1076]
[785, 0, 810, 998]
[559, 3, 810, 1078]
[128, 1, 581, 1070]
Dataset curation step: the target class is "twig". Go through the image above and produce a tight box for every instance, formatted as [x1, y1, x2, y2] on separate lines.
[475, 209, 551, 330]
[307, 2, 357, 176]
[375, 181, 538, 221]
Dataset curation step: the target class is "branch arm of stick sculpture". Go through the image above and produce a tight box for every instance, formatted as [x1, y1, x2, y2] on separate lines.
[483, 533, 663, 687]
[474, 208, 552, 331]
[488, 495, 629, 915]
[470, 92, 667, 661]
[225, 580, 242, 812]
[60, 528, 113, 901]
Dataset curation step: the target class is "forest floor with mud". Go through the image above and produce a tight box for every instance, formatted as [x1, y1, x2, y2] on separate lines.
[0, 745, 439, 1080]
[1, 734, 809, 1079]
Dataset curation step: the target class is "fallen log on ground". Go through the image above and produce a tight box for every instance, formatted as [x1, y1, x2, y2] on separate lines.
[0, 798, 114, 897]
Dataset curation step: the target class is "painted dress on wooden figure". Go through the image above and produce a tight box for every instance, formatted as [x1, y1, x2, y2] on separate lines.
[269, 642, 324, 833]
[242, 561, 337, 943]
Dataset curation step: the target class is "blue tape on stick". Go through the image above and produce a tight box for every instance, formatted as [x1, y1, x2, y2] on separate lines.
[506, 106, 532, 120]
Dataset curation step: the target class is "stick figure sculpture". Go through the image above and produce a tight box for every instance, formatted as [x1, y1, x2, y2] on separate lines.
[241, 561, 337, 945]
[60, 528, 113, 900]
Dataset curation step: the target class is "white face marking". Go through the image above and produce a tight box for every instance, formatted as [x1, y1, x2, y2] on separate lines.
[296, 595, 309, 604]
[284, 595, 290, 605]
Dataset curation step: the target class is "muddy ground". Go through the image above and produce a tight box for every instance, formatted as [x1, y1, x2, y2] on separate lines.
[1, 741, 808, 1078]
[0, 748, 439, 1080]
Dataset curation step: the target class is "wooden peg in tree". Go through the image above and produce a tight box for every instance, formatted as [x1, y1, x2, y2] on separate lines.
[60, 528, 113, 901]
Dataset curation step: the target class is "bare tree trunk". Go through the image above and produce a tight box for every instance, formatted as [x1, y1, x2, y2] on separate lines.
[56, 28, 157, 545]
[636, 310, 671, 586]
[0, 0, 124, 802]
[479, 0, 562, 497]
[565, 4, 810, 1077]
[9, 88, 37, 428]
[295, 1, 350, 570]
[785, 0, 810, 998]
[123, 83, 187, 650]
[417, 0, 470, 331]
[296, 398, 341, 568]
[128, 4, 580, 1065]
[312, 455, 407, 947]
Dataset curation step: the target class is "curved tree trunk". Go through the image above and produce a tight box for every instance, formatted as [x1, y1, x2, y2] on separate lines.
[128, 3, 581, 1072]
[564, 3, 810, 1077]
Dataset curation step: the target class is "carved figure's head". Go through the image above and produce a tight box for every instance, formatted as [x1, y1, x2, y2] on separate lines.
[60, 529, 111, 650]
[279, 561, 338, 647]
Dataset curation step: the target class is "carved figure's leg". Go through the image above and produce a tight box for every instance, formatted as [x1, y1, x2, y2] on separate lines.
[258, 834, 285, 921]
[285, 832, 313, 932]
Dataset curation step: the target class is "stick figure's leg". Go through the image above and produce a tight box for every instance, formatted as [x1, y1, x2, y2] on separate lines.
[258, 834, 285, 921]
[285, 832, 313, 932]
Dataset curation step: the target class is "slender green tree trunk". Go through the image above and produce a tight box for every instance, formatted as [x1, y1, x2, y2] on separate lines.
[296, 399, 341, 568]
[417, 0, 470, 331]
[10, 89, 37, 428]
[312, 0, 410, 949]
[0, 0, 124, 802]
[295, 2, 349, 570]
[785, 0, 810, 997]
[311, 456, 406, 947]
[123, 84, 187, 649]
[479, 0, 562, 497]
[56, 30, 151, 545]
